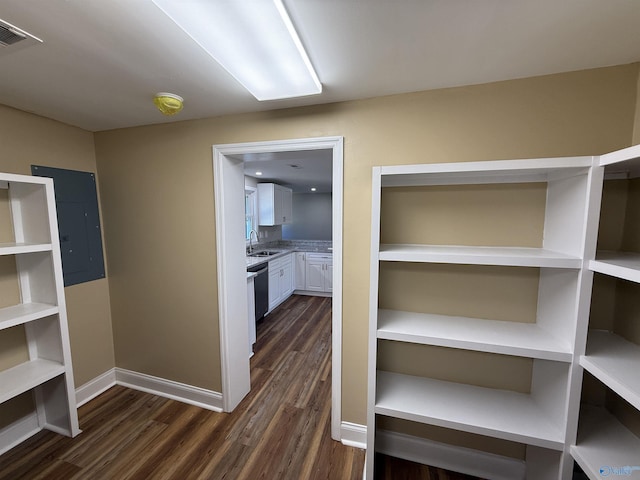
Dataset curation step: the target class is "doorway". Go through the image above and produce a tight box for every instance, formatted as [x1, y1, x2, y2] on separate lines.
[213, 136, 344, 440]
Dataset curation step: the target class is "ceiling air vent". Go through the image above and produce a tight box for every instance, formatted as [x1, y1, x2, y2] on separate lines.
[0, 24, 26, 46]
[0, 18, 41, 49]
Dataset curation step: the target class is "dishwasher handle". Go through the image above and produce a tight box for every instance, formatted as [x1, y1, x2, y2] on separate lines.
[248, 264, 268, 275]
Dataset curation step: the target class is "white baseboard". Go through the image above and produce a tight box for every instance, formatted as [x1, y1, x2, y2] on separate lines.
[114, 368, 223, 412]
[377, 429, 526, 480]
[75, 367, 223, 412]
[0, 413, 39, 456]
[0, 368, 223, 455]
[341, 421, 366, 449]
[76, 368, 117, 407]
[293, 290, 332, 297]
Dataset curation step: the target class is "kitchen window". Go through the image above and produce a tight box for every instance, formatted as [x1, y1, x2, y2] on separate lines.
[245, 187, 257, 240]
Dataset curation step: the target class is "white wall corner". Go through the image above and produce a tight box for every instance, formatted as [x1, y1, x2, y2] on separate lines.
[0, 412, 40, 456]
[114, 368, 223, 412]
[341, 421, 367, 449]
[76, 368, 117, 407]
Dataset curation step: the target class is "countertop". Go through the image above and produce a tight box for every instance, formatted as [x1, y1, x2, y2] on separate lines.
[246, 247, 333, 269]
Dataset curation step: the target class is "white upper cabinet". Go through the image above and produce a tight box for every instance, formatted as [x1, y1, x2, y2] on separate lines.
[257, 183, 293, 226]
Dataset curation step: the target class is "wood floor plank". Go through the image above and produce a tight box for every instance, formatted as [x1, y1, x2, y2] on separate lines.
[0, 294, 482, 480]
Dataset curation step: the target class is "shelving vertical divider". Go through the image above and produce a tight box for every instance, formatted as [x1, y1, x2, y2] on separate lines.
[557, 158, 604, 479]
[365, 167, 383, 479]
[1, 172, 80, 454]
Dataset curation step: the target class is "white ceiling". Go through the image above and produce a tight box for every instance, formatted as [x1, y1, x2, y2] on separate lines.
[238, 149, 333, 193]
[3, 1, 640, 191]
[1, 0, 640, 134]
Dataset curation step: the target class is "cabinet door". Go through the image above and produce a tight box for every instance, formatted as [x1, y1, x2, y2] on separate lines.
[306, 259, 325, 291]
[324, 261, 333, 292]
[280, 256, 293, 298]
[295, 252, 306, 290]
[268, 264, 280, 310]
[258, 183, 275, 226]
[273, 185, 284, 225]
[281, 187, 293, 224]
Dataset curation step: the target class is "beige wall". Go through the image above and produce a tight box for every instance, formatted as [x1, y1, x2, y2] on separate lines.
[94, 63, 640, 428]
[634, 70, 640, 144]
[0, 104, 116, 389]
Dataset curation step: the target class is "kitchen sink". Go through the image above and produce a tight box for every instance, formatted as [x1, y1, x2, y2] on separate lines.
[249, 250, 280, 257]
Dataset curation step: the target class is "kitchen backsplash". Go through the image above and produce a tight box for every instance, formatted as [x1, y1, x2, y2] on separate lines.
[247, 239, 332, 253]
[272, 239, 332, 252]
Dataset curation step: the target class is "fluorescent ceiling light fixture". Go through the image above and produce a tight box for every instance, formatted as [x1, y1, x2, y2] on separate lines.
[152, 0, 322, 101]
[310, 187, 317, 192]
[255, 171, 263, 176]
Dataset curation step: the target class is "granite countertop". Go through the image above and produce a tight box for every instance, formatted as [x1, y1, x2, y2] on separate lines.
[245, 245, 333, 269]
[245, 249, 290, 268]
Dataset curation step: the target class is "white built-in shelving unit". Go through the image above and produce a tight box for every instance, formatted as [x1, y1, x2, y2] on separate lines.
[367, 156, 606, 479]
[0, 172, 80, 454]
[572, 144, 640, 480]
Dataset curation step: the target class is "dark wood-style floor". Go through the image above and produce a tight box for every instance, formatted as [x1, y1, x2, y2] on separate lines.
[0, 294, 481, 479]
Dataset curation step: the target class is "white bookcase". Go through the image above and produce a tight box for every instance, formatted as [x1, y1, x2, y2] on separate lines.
[571, 144, 640, 480]
[367, 157, 604, 479]
[0, 172, 80, 453]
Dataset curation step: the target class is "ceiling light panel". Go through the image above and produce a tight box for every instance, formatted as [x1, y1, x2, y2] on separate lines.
[152, 0, 321, 101]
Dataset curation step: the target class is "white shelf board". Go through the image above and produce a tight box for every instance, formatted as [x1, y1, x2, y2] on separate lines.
[0, 359, 66, 404]
[599, 144, 640, 167]
[377, 309, 572, 362]
[590, 252, 640, 283]
[0, 243, 52, 255]
[379, 157, 592, 187]
[0, 303, 59, 331]
[580, 330, 640, 411]
[571, 406, 640, 480]
[0, 172, 50, 185]
[379, 244, 582, 269]
[375, 371, 565, 450]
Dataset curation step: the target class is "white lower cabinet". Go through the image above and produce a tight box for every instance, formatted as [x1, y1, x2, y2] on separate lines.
[295, 252, 306, 290]
[268, 254, 293, 312]
[305, 253, 332, 292]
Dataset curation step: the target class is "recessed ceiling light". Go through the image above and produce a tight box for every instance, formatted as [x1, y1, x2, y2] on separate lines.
[151, 0, 321, 101]
[255, 171, 263, 176]
[310, 187, 317, 192]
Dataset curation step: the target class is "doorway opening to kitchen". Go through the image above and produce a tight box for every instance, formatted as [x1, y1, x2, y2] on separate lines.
[213, 136, 343, 441]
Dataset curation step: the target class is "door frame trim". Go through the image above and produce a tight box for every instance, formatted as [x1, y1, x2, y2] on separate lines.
[212, 136, 344, 440]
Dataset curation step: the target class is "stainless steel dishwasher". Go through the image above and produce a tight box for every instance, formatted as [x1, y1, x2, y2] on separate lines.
[247, 262, 268, 321]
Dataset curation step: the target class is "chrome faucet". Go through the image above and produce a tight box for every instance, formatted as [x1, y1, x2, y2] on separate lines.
[248, 229, 259, 253]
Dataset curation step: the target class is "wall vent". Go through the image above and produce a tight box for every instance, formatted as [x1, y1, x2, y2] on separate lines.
[0, 18, 42, 49]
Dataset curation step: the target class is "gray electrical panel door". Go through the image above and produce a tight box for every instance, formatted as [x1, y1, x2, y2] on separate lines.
[32, 165, 106, 286]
